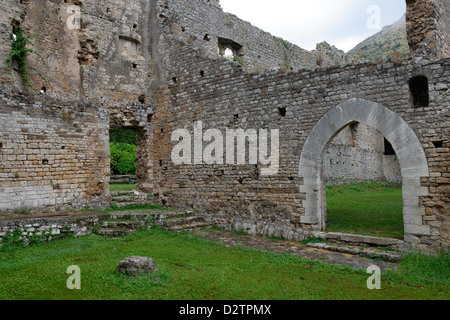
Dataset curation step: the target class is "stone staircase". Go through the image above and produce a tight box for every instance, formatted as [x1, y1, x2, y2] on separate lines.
[95, 209, 213, 237]
[110, 190, 151, 208]
[306, 232, 407, 263]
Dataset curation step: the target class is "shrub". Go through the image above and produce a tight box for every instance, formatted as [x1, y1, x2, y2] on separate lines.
[110, 142, 137, 175]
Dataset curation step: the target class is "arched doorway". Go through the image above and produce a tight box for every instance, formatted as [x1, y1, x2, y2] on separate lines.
[298, 98, 431, 240]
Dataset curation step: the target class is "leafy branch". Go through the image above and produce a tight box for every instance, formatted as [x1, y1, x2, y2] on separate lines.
[6, 26, 49, 89]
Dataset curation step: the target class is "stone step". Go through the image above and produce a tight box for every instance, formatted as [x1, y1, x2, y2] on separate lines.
[102, 220, 145, 229]
[110, 191, 139, 197]
[95, 210, 210, 236]
[156, 210, 197, 220]
[114, 201, 154, 208]
[163, 221, 213, 232]
[306, 242, 403, 263]
[111, 196, 145, 203]
[96, 228, 136, 237]
[156, 215, 213, 231]
[157, 216, 206, 228]
[323, 232, 403, 248]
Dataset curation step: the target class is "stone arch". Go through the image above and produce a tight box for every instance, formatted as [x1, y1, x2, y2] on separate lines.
[298, 98, 431, 239]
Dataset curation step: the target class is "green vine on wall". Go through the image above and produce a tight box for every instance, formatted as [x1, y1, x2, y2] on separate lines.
[6, 26, 49, 89]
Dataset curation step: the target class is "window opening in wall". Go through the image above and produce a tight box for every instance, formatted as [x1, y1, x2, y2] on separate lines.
[408, 75, 429, 108]
[278, 107, 287, 117]
[224, 48, 234, 59]
[323, 123, 404, 239]
[218, 37, 243, 62]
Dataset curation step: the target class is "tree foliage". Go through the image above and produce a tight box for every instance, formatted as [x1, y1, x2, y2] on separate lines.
[110, 143, 137, 175]
[109, 128, 137, 146]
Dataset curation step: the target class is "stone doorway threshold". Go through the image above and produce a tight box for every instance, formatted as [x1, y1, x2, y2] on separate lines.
[192, 230, 400, 271]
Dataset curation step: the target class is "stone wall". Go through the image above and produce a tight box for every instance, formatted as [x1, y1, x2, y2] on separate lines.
[0, 213, 107, 248]
[406, 0, 450, 59]
[323, 123, 402, 185]
[157, 0, 349, 73]
[0, 0, 161, 102]
[150, 33, 450, 250]
[0, 90, 111, 213]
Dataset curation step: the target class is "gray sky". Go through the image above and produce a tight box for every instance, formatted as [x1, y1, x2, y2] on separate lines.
[219, 0, 406, 52]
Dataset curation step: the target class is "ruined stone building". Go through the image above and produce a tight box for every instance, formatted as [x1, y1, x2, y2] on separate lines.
[0, 0, 448, 252]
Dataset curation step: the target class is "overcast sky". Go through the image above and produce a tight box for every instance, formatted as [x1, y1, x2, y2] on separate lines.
[219, 0, 406, 52]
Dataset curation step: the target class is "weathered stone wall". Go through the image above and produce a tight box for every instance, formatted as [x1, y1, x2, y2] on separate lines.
[406, 0, 450, 59]
[323, 123, 402, 185]
[0, 0, 161, 102]
[0, 90, 110, 213]
[0, 213, 107, 248]
[150, 32, 450, 250]
[157, 0, 349, 73]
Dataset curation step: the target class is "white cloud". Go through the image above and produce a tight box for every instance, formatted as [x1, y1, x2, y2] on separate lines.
[219, 0, 406, 52]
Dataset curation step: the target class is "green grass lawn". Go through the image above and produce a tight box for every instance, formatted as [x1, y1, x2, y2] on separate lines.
[109, 184, 136, 193]
[0, 228, 448, 300]
[325, 181, 404, 239]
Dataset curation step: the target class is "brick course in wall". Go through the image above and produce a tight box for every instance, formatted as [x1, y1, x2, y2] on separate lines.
[0, 90, 111, 213]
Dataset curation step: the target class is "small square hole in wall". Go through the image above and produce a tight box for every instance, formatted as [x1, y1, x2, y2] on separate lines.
[0, 142, 3, 150]
[172, 77, 178, 83]
[432, 141, 444, 148]
[278, 107, 286, 117]
[42, 159, 49, 165]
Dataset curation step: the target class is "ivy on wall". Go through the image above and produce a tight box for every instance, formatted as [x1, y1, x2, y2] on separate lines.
[6, 26, 49, 89]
